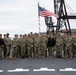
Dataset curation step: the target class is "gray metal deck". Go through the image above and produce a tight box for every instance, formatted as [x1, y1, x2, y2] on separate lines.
[0, 57, 76, 75]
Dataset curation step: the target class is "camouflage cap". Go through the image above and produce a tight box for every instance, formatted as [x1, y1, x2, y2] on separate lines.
[14, 34, 18, 36]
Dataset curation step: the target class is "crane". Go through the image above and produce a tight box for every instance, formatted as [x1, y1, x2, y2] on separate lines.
[45, 0, 76, 35]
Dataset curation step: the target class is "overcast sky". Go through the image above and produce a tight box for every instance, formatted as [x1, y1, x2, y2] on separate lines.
[0, 0, 76, 37]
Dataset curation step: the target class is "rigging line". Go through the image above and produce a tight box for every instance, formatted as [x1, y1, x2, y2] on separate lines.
[65, 1, 74, 12]
[66, 4, 73, 12]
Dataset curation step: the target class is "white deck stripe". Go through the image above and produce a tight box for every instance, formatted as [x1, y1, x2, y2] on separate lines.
[59, 68, 76, 71]
[8, 68, 29, 72]
[33, 68, 55, 71]
[0, 70, 3, 72]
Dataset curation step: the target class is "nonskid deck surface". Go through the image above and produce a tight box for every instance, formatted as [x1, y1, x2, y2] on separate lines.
[0, 57, 76, 75]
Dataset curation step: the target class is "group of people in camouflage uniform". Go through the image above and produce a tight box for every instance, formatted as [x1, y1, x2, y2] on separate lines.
[0, 32, 76, 59]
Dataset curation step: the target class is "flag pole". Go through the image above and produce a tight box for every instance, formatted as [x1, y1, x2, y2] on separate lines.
[38, 2, 41, 36]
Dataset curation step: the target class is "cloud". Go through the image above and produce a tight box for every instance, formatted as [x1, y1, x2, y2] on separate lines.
[0, 0, 76, 37]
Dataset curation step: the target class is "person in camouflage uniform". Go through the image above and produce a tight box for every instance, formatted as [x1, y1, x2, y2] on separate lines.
[64, 34, 73, 58]
[27, 34, 34, 58]
[21, 34, 27, 58]
[4, 33, 11, 58]
[34, 33, 41, 58]
[62, 33, 66, 58]
[11, 34, 19, 59]
[40, 34, 47, 58]
[17, 34, 23, 58]
[56, 33, 63, 58]
[32, 34, 35, 58]
[72, 33, 76, 57]
[3, 34, 7, 58]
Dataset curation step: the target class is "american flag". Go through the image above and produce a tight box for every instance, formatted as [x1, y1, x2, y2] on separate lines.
[37, 3, 59, 35]
[38, 6, 59, 18]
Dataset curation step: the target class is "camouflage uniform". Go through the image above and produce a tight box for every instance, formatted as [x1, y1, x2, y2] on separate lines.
[3, 34, 7, 58]
[64, 35, 73, 58]
[62, 34, 66, 58]
[56, 34, 63, 58]
[12, 34, 19, 59]
[34, 34, 41, 58]
[17, 34, 23, 57]
[5, 33, 11, 58]
[72, 34, 76, 56]
[21, 35, 27, 57]
[27, 34, 34, 58]
[41, 34, 47, 58]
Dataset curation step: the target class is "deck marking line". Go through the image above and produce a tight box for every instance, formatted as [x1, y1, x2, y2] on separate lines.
[59, 68, 76, 71]
[33, 68, 55, 71]
[8, 68, 29, 72]
[0, 70, 3, 72]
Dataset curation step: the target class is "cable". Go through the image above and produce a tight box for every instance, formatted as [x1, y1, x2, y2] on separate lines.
[65, 1, 74, 12]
